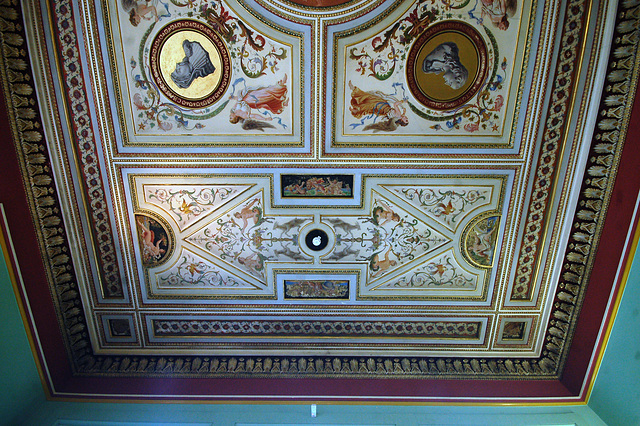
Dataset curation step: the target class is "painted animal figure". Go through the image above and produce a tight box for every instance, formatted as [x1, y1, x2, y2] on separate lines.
[325, 244, 361, 261]
[324, 218, 361, 234]
[271, 218, 309, 237]
[370, 249, 397, 277]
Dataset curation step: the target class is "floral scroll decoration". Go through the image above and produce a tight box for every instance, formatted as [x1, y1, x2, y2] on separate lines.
[145, 185, 244, 229]
[392, 186, 490, 231]
[384, 252, 476, 289]
[158, 251, 246, 288]
[345, 0, 514, 133]
[123, 0, 289, 132]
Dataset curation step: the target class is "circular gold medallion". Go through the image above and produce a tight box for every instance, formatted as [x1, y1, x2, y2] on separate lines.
[462, 214, 500, 269]
[150, 20, 231, 109]
[406, 21, 488, 111]
[135, 213, 174, 267]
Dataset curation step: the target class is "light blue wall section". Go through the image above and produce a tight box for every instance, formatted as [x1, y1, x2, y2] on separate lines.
[0, 241, 47, 425]
[18, 401, 606, 426]
[589, 240, 640, 426]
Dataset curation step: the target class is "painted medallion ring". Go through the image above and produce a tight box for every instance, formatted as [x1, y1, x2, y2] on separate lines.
[406, 20, 489, 111]
[149, 20, 231, 109]
[134, 212, 174, 268]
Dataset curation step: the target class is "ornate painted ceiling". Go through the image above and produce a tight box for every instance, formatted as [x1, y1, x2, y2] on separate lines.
[1, 0, 640, 403]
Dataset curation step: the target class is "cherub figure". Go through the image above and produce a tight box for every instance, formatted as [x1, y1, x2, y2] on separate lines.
[481, 0, 517, 30]
[348, 81, 409, 131]
[136, 217, 166, 261]
[234, 198, 261, 232]
[121, 0, 167, 27]
[468, 219, 499, 263]
[373, 200, 401, 226]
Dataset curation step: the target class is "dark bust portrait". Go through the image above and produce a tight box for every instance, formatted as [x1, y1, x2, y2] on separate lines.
[170, 40, 216, 89]
[422, 42, 469, 90]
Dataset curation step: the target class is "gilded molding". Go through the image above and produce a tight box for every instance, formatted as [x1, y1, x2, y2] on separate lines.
[1, 0, 639, 379]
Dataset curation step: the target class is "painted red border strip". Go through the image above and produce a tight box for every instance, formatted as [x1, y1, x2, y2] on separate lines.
[0, 90, 73, 396]
[560, 89, 640, 396]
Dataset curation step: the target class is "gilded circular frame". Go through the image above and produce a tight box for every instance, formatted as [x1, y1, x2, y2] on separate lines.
[406, 20, 488, 111]
[134, 212, 175, 268]
[149, 20, 231, 109]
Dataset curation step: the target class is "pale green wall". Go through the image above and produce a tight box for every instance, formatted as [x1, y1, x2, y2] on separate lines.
[0, 240, 46, 425]
[588, 240, 640, 425]
[18, 402, 607, 425]
[6, 234, 640, 425]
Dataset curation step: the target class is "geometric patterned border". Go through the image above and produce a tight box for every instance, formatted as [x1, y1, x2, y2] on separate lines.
[510, 0, 591, 301]
[51, 1, 124, 298]
[1, 0, 638, 379]
[151, 319, 482, 339]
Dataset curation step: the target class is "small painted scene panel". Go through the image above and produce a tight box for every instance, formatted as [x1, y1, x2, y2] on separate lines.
[284, 279, 350, 299]
[108, 318, 132, 337]
[281, 174, 354, 198]
[502, 321, 526, 340]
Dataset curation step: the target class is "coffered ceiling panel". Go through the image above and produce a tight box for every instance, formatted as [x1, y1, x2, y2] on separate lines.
[2, 0, 640, 403]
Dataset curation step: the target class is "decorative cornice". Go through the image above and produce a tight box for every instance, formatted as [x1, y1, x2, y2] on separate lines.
[0, 0, 638, 380]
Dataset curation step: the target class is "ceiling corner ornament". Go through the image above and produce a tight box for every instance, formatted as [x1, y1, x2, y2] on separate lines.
[406, 20, 488, 111]
[149, 20, 231, 109]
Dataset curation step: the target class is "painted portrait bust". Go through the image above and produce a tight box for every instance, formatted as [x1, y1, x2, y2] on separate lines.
[422, 42, 469, 90]
[170, 39, 216, 89]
